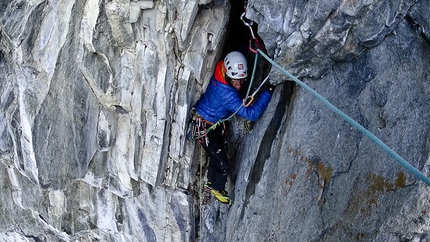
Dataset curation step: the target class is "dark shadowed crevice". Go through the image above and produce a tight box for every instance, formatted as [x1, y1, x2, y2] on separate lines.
[222, 1, 256, 55]
[219, 2, 296, 212]
[222, 0, 270, 96]
[221, 0, 273, 170]
[239, 81, 295, 221]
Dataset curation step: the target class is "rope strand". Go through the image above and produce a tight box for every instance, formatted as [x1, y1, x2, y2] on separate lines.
[198, 145, 204, 242]
[256, 49, 430, 186]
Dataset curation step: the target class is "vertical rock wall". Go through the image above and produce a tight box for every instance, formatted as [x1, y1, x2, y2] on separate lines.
[223, 0, 430, 241]
[0, 0, 229, 241]
[1, 0, 430, 241]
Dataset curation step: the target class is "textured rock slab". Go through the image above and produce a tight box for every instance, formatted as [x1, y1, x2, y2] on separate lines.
[1, 0, 430, 241]
[0, 0, 228, 241]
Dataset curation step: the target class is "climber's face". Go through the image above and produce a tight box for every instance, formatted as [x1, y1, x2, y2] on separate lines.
[231, 78, 245, 90]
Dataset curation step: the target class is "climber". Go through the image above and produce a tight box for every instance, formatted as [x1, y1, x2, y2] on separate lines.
[192, 51, 275, 205]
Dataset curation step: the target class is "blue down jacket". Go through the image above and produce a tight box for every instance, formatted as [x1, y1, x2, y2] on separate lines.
[194, 61, 272, 124]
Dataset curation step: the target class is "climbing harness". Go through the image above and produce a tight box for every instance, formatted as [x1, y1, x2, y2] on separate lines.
[188, 108, 228, 145]
[256, 49, 430, 186]
[405, 14, 430, 47]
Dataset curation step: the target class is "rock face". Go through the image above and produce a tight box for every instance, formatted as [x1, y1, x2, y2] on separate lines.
[1, 0, 430, 241]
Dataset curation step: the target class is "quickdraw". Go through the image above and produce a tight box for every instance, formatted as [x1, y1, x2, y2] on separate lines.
[240, 7, 261, 53]
[243, 74, 270, 107]
[240, 2, 272, 108]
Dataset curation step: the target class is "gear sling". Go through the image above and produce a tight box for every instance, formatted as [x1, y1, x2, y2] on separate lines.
[188, 108, 229, 192]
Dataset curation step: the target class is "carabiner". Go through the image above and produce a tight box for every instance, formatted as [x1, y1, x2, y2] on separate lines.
[240, 12, 256, 39]
[243, 96, 255, 107]
[240, 12, 253, 27]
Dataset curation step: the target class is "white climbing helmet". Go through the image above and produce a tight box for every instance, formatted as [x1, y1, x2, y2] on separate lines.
[224, 51, 248, 79]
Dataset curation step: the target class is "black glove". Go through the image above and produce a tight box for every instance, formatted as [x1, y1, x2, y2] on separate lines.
[266, 83, 276, 95]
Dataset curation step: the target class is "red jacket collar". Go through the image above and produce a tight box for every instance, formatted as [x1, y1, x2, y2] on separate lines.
[214, 60, 228, 85]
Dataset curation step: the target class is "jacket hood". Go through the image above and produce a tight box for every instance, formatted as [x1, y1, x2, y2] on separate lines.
[214, 60, 228, 85]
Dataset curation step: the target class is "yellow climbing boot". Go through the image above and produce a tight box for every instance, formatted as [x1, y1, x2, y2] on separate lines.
[211, 190, 233, 205]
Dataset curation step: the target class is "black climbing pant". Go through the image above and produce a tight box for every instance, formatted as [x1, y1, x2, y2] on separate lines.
[200, 123, 229, 192]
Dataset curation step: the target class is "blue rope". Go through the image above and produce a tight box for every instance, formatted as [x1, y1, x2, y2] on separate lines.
[257, 49, 430, 186]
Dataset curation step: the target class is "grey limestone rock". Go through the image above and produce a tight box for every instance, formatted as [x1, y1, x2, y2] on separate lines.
[0, 0, 429, 241]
